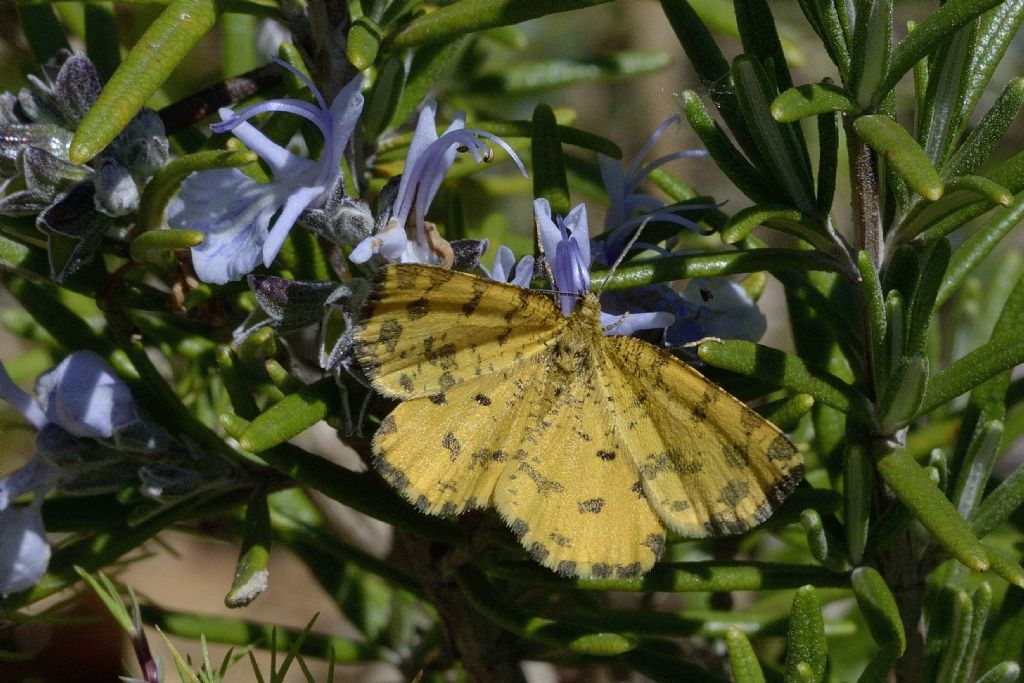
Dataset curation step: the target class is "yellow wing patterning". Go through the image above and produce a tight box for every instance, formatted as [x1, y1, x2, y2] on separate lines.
[356, 264, 804, 579]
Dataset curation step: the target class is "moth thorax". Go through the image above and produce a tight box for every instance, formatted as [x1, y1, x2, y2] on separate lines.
[551, 295, 602, 374]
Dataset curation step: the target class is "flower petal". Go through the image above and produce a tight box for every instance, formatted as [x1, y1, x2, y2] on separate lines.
[0, 500, 50, 597]
[216, 109, 315, 179]
[36, 351, 133, 439]
[169, 168, 282, 284]
[600, 310, 675, 337]
[262, 185, 325, 267]
[0, 457, 57, 510]
[488, 244, 515, 282]
[681, 278, 767, 341]
[510, 255, 535, 289]
[0, 362, 46, 430]
[534, 198, 561, 267]
[326, 74, 365, 170]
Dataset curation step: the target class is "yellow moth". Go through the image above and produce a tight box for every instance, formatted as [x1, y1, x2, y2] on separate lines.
[356, 264, 803, 579]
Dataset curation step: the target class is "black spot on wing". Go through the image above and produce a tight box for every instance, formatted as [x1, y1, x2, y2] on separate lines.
[549, 531, 573, 548]
[723, 443, 748, 467]
[474, 393, 492, 406]
[442, 432, 461, 461]
[378, 319, 402, 353]
[596, 449, 616, 461]
[768, 434, 797, 462]
[643, 534, 665, 559]
[509, 518, 529, 539]
[718, 480, 751, 508]
[616, 563, 642, 579]
[529, 542, 549, 564]
[590, 563, 612, 579]
[374, 457, 409, 491]
[578, 498, 605, 514]
[430, 393, 447, 405]
[377, 414, 397, 436]
[406, 297, 429, 320]
[556, 561, 577, 576]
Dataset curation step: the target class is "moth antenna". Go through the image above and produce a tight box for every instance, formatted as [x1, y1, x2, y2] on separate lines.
[596, 215, 654, 297]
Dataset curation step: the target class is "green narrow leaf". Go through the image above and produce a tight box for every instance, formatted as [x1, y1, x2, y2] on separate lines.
[385, 0, 614, 50]
[958, 0, 1024, 137]
[955, 583, 993, 683]
[697, 339, 874, 423]
[943, 175, 1014, 207]
[878, 353, 928, 431]
[771, 83, 858, 123]
[660, 0, 762, 160]
[532, 103, 570, 218]
[360, 56, 405, 139]
[784, 586, 826, 683]
[875, 450, 989, 572]
[85, 3, 121, 81]
[857, 251, 887, 387]
[980, 587, 1024, 672]
[917, 19, 977, 168]
[71, 0, 227, 163]
[920, 332, 1024, 415]
[681, 91, 774, 204]
[937, 192, 1024, 305]
[983, 543, 1024, 589]
[975, 662, 1022, 683]
[726, 628, 766, 683]
[734, 0, 792, 90]
[852, 115, 944, 201]
[16, 5, 70, 65]
[803, 0, 850, 76]
[844, 440, 872, 565]
[721, 205, 822, 246]
[4, 277, 111, 356]
[222, 12, 260, 76]
[933, 590, 974, 683]
[469, 52, 671, 94]
[943, 76, 1024, 179]
[905, 239, 951, 358]
[849, 0, 892, 107]
[816, 108, 839, 216]
[732, 56, 816, 213]
[953, 419, 1005, 519]
[758, 393, 815, 432]
[851, 567, 906, 657]
[75, 568, 136, 634]
[216, 346, 259, 420]
[129, 229, 204, 260]
[225, 490, 272, 608]
[972, 461, 1024, 537]
[238, 378, 341, 453]
[348, 16, 383, 70]
[879, 0, 1005, 99]
[390, 40, 462, 129]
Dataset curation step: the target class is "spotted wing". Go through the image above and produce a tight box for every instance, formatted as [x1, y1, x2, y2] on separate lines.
[490, 351, 666, 580]
[372, 359, 551, 517]
[602, 336, 803, 537]
[356, 264, 564, 399]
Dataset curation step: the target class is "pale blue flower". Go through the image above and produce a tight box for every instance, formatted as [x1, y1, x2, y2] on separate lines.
[484, 245, 534, 288]
[533, 198, 674, 337]
[679, 277, 767, 342]
[597, 115, 709, 264]
[0, 502, 50, 596]
[0, 351, 162, 595]
[350, 101, 526, 266]
[169, 61, 365, 284]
